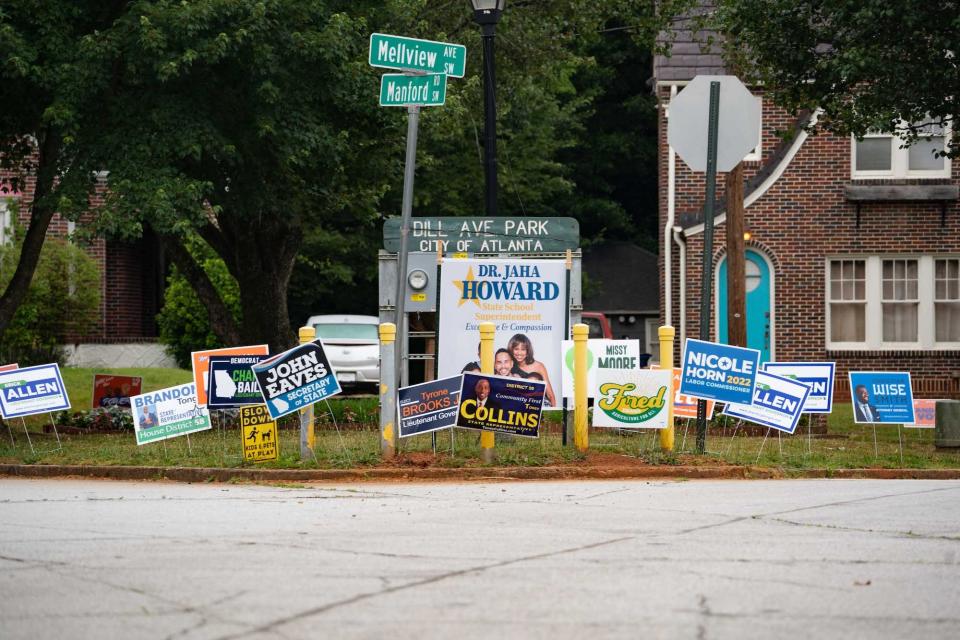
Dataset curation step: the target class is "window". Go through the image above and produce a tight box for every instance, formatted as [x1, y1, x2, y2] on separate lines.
[644, 318, 660, 364]
[851, 122, 951, 179]
[936, 259, 960, 342]
[827, 256, 960, 349]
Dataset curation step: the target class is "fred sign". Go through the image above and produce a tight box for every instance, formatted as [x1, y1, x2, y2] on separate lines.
[679, 339, 760, 405]
[252, 341, 341, 419]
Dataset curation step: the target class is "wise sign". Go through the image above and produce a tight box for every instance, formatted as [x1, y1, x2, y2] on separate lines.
[369, 33, 466, 77]
[380, 73, 447, 107]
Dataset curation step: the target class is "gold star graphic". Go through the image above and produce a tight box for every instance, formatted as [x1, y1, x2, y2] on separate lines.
[452, 266, 481, 307]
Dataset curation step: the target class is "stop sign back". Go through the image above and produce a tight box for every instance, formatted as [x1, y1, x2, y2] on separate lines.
[667, 75, 761, 173]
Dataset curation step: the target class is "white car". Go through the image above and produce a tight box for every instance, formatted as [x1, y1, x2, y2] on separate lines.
[306, 314, 380, 387]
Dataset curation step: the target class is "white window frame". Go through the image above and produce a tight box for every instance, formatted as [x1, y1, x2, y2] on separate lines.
[644, 317, 660, 364]
[825, 255, 960, 350]
[0, 197, 13, 246]
[850, 123, 952, 179]
[742, 95, 763, 162]
[935, 257, 960, 343]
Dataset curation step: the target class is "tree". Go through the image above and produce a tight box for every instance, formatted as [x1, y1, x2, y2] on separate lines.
[0, 1, 125, 341]
[712, 0, 960, 155]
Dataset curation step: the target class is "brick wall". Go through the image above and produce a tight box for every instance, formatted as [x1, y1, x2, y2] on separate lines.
[659, 86, 960, 399]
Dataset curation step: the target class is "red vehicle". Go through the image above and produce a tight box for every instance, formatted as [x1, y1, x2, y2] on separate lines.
[581, 312, 612, 339]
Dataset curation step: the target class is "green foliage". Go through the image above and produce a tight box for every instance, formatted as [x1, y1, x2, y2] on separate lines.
[713, 0, 960, 155]
[57, 406, 134, 432]
[0, 221, 100, 365]
[157, 244, 241, 369]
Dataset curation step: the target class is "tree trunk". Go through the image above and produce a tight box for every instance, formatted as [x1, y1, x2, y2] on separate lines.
[725, 163, 747, 348]
[0, 132, 61, 337]
[160, 233, 242, 346]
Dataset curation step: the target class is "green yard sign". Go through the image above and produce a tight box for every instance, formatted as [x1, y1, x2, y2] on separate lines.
[369, 33, 466, 77]
[379, 73, 447, 107]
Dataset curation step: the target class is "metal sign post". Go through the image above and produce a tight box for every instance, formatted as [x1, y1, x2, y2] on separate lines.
[695, 81, 721, 454]
[394, 104, 420, 393]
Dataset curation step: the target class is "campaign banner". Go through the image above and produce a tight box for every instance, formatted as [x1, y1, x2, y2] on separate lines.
[398, 376, 461, 438]
[679, 339, 760, 405]
[561, 339, 642, 400]
[905, 399, 938, 429]
[456, 372, 545, 438]
[669, 368, 715, 420]
[239, 405, 279, 462]
[130, 383, 211, 446]
[0, 363, 71, 419]
[762, 362, 836, 413]
[92, 374, 142, 409]
[593, 368, 672, 429]
[206, 355, 269, 409]
[438, 258, 565, 408]
[722, 371, 811, 434]
[191, 344, 270, 407]
[252, 340, 341, 420]
[848, 372, 915, 424]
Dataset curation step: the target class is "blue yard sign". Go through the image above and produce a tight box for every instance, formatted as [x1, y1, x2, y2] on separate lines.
[679, 339, 761, 405]
[722, 371, 811, 434]
[848, 372, 915, 424]
[397, 376, 461, 438]
[252, 341, 342, 420]
[762, 362, 836, 413]
[207, 355, 270, 409]
[0, 362, 71, 419]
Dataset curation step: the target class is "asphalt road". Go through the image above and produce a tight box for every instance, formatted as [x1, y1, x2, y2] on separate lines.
[1, 478, 959, 639]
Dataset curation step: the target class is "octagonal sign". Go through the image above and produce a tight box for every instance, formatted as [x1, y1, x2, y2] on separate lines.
[667, 75, 761, 173]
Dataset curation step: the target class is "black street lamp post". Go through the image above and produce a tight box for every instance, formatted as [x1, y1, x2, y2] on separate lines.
[469, 0, 505, 217]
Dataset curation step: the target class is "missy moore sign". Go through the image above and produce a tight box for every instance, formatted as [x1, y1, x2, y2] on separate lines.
[252, 341, 342, 420]
[438, 258, 566, 408]
[561, 339, 641, 400]
[0, 363, 70, 419]
[130, 383, 211, 446]
[592, 369, 672, 429]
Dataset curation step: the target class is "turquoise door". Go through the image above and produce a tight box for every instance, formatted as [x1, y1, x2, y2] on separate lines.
[717, 249, 772, 362]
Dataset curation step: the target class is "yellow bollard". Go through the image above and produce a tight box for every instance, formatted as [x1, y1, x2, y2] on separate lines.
[379, 322, 397, 458]
[573, 323, 589, 452]
[479, 322, 496, 463]
[298, 326, 317, 455]
[658, 325, 676, 452]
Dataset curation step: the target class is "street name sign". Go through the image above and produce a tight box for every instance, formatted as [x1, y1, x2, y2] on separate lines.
[369, 33, 466, 77]
[380, 73, 447, 107]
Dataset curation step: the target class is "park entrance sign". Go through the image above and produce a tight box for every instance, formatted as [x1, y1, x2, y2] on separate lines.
[383, 216, 579, 254]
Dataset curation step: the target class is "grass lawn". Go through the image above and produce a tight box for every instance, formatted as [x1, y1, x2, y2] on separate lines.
[1, 377, 958, 470]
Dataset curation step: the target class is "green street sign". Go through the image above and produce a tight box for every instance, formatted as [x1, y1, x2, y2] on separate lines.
[383, 217, 580, 254]
[369, 33, 466, 78]
[379, 73, 447, 107]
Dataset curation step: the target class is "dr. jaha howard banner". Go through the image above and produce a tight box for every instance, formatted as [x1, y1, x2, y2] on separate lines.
[438, 258, 566, 408]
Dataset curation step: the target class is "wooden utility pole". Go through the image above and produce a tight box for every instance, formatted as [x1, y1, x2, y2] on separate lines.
[725, 162, 747, 347]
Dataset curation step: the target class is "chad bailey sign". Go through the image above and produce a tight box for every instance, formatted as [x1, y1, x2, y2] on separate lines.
[252, 341, 342, 419]
[0, 363, 70, 418]
[679, 339, 760, 405]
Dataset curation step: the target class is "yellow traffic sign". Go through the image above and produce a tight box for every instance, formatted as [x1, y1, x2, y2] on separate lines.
[240, 405, 278, 462]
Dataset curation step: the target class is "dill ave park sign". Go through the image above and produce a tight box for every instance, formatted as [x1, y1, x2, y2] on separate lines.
[369, 33, 466, 77]
[383, 217, 579, 254]
[380, 73, 447, 107]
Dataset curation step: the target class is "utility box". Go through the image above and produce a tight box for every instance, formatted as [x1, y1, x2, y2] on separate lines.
[934, 400, 960, 448]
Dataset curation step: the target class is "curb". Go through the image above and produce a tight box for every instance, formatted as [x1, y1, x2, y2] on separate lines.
[2, 464, 960, 483]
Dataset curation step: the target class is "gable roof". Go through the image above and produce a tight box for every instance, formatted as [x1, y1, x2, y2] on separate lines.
[582, 241, 659, 312]
[653, 3, 725, 83]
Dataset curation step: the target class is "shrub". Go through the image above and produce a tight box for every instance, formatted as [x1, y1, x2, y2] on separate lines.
[0, 219, 101, 366]
[57, 406, 134, 432]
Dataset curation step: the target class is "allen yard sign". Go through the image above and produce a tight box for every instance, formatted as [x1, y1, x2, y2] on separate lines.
[722, 371, 811, 434]
[593, 369, 673, 429]
[130, 383, 211, 446]
[252, 340, 342, 420]
[0, 363, 70, 419]
[438, 258, 566, 407]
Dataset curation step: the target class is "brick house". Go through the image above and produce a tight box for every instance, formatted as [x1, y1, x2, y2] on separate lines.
[1, 164, 172, 367]
[655, 22, 960, 400]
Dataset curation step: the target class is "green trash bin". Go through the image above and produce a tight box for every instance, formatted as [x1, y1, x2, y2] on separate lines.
[934, 400, 960, 448]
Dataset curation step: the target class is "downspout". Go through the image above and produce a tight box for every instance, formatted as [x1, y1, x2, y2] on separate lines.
[663, 84, 678, 327]
[673, 226, 686, 347]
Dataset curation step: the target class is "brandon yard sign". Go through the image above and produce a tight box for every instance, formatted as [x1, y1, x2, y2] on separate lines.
[369, 33, 466, 77]
[383, 217, 580, 254]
